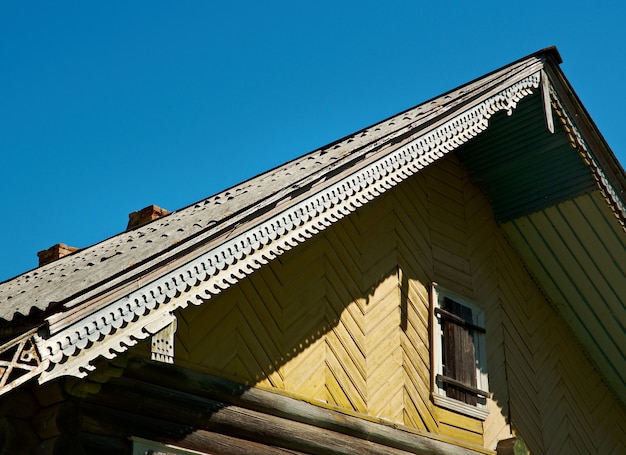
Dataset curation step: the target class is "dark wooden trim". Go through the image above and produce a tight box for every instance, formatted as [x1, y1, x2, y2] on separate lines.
[436, 374, 490, 398]
[434, 308, 485, 333]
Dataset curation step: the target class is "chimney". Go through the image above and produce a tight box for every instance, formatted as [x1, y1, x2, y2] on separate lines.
[126, 205, 169, 231]
[37, 243, 80, 267]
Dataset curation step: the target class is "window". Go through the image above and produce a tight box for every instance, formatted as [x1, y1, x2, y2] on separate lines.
[431, 284, 489, 419]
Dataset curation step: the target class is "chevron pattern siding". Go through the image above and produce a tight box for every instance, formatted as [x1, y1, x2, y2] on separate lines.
[174, 155, 626, 453]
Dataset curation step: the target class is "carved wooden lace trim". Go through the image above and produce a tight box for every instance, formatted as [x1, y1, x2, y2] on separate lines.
[0, 331, 45, 392]
[34, 71, 542, 382]
[549, 85, 626, 228]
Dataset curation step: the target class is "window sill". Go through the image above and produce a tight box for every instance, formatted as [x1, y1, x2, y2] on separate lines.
[432, 393, 489, 420]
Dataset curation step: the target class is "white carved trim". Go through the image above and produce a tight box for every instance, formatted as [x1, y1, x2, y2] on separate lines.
[549, 86, 626, 227]
[37, 72, 541, 381]
[151, 317, 177, 364]
[540, 69, 555, 134]
[0, 330, 48, 395]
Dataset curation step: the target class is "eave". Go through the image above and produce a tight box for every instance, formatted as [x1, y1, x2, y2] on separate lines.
[456, 65, 626, 404]
[0, 48, 623, 410]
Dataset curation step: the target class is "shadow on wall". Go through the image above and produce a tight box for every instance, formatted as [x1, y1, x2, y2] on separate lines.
[79, 163, 516, 453]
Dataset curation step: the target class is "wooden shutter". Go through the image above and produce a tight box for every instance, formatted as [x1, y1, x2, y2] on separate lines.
[441, 297, 478, 405]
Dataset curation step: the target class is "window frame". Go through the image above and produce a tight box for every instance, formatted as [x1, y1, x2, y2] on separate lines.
[132, 437, 210, 455]
[430, 284, 489, 420]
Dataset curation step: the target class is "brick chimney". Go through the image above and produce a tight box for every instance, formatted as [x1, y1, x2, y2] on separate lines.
[37, 243, 80, 267]
[126, 205, 169, 231]
[35, 206, 169, 267]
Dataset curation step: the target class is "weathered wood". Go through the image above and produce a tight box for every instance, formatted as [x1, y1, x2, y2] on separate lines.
[170, 160, 493, 447]
[496, 437, 529, 455]
[32, 401, 80, 440]
[86, 379, 416, 455]
[0, 417, 38, 455]
[33, 435, 85, 455]
[33, 380, 66, 408]
[81, 400, 194, 441]
[82, 406, 308, 455]
[0, 388, 38, 419]
[122, 364, 487, 455]
[150, 430, 311, 455]
[80, 396, 319, 455]
[79, 432, 130, 455]
[436, 407, 483, 435]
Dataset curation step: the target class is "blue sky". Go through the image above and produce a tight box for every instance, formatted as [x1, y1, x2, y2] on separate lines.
[1, 1, 625, 281]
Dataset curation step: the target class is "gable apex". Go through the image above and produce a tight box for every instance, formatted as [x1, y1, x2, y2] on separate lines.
[0, 48, 624, 404]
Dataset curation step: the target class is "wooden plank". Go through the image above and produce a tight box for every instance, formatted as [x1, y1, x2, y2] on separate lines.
[580, 192, 626, 276]
[32, 401, 80, 440]
[368, 366, 404, 415]
[436, 407, 483, 438]
[432, 245, 471, 275]
[394, 218, 432, 276]
[402, 317, 430, 374]
[426, 176, 465, 207]
[326, 320, 367, 386]
[278, 237, 326, 285]
[430, 155, 467, 180]
[79, 433, 131, 455]
[428, 216, 467, 249]
[516, 213, 626, 383]
[560, 196, 626, 321]
[530, 209, 625, 344]
[325, 234, 365, 302]
[0, 417, 39, 455]
[108, 367, 490, 455]
[427, 201, 467, 232]
[482, 398, 511, 451]
[87, 380, 387, 455]
[281, 335, 325, 398]
[237, 298, 283, 364]
[403, 379, 439, 433]
[325, 340, 367, 412]
[240, 277, 283, 344]
[33, 434, 84, 455]
[437, 423, 484, 448]
[432, 261, 473, 295]
[324, 286, 365, 352]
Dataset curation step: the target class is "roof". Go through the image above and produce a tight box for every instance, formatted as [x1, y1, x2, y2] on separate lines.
[0, 47, 624, 405]
[0, 49, 552, 323]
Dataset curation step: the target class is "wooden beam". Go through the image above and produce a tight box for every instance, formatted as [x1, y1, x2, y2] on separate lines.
[0, 417, 38, 455]
[32, 401, 80, 440]
[85, 381, 413, 455]
[33, 435, 84, 455]
[104, 361, 487, 455]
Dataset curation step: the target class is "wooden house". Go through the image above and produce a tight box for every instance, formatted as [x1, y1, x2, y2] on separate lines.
[0, 47, 624, 454]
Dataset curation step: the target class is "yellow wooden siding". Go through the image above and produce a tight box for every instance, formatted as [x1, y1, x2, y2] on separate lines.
[504, 191, 626, 406]
[174, 155, 626, 453]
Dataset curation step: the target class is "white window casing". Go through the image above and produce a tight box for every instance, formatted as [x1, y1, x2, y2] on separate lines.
[430, 283, 489, 420]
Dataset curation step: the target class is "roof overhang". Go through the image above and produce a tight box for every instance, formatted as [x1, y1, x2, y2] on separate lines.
[456, 63, 626, 404]
[0, 48, 624, 408]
